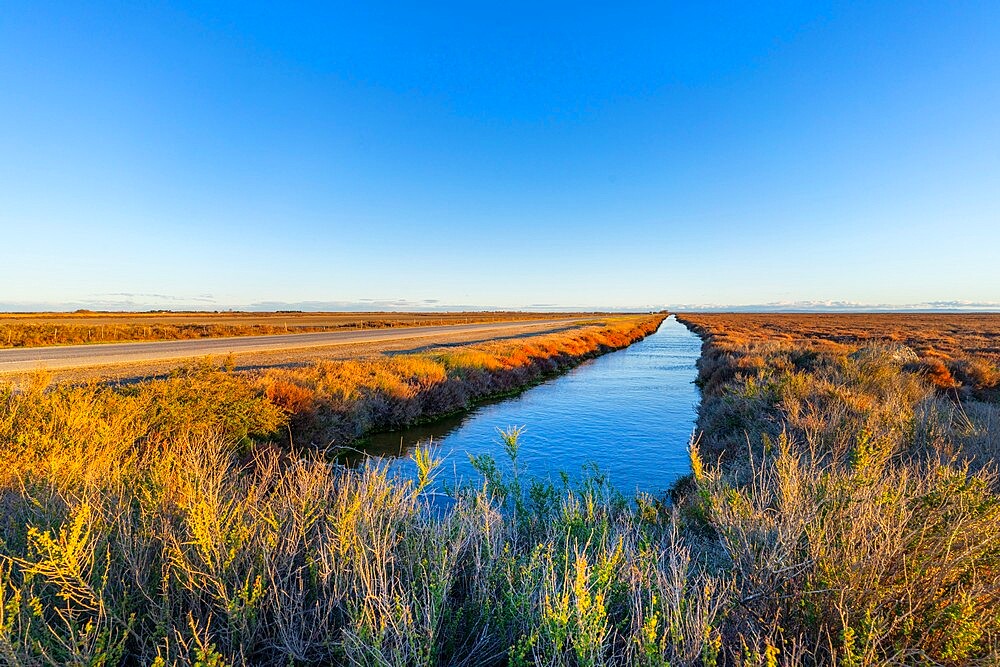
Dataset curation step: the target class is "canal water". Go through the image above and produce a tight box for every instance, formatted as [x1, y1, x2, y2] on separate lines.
[360, 315, 703, 496]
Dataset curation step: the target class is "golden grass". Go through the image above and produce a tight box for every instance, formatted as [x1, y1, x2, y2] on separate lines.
[259, 315, 664, 446]
[0, 311, 580, 348]
[0, 434, 724, 666]
[673, 313, 1000, 665]
[1, 315, 718, 666]
[678, 313, 1000, 397]
[11, 308, 997, 664]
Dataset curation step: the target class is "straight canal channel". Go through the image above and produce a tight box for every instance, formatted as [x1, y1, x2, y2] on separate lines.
[355, 315, 703, 496]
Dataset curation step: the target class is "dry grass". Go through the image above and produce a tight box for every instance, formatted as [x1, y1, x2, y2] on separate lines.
[674, 313, 1000, 665]
[0, 432, 724, 666]
[678, 313, 1000, 398]
[12, 309, 996, 665]
[0, 311, 579, 349]
[1, 316, 711, 666]
[260, 316, 664, 447]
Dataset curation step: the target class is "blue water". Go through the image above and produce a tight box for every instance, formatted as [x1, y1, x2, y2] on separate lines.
[360, 316, 702, 496]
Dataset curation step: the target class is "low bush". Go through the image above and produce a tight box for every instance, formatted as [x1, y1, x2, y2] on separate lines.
[677, 313, 1000, 665]
[1, 316, 680, 665]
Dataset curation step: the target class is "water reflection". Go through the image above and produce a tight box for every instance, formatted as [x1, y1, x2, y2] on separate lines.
[353, 316, 702, 496]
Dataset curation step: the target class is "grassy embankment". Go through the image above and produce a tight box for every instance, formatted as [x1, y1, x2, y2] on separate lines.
[673, 313, 1000, 665]
[1, 315, 701, 666]
[0, 311, 567, 349]
[6, 310, 995, 666]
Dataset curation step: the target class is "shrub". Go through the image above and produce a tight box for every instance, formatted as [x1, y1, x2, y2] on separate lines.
[676, 314, 1000, 664]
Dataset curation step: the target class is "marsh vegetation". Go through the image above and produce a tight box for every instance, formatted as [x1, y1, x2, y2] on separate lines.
[674, 313, 1000, 665]
[1, 312, 998, 665]
[1, 316, 679, 665]
[0, 312, 571, 349]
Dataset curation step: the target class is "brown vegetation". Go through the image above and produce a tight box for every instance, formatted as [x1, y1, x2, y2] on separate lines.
[9, 308, 997, 665]
[260, 316, 664, 447]
[0, 311, 577, 348]
[0, 316, 693, 665]
[674, 312, 1000, 665]
[679, 313, 1000, 399]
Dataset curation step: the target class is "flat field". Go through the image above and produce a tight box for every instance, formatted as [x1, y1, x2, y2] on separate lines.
[4, 311, 999, 665]
[672, 311, 1000, 664]
[675, 312, 1000, 355]
[0, 310, 575, 348]
[679, 312, 1000, 395]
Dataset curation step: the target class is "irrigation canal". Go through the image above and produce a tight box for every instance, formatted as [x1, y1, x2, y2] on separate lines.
[356, 315, 703, 496]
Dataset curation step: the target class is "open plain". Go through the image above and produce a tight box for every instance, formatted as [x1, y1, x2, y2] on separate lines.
[0, 311, 571, 348]
[2, 311, 999, 664]
[0, 316, 595, 383]
[678, 312, 1000, 397]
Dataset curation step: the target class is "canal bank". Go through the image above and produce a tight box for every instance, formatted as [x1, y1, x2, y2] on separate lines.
[358, 315, 703, 495]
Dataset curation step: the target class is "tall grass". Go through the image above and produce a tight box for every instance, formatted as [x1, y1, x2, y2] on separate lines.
[8, 310, 997, 664]
[2, 315, 709, 665]
[675, 314, 1000, 665]
[0, 416, 723, 665]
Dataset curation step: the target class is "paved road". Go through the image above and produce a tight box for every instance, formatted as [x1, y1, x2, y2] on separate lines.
[0, 318, 588, 373]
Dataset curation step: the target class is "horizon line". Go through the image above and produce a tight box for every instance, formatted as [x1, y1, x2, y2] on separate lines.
[2, 299, 1000, 314]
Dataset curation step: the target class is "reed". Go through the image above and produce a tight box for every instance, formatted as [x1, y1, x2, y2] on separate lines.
[675, 313, 1000, 665]
[2, 316, 704, 665]
[11, 310, 994, 664]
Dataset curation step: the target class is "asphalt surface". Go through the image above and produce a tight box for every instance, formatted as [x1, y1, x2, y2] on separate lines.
[0, 318, 588, 374]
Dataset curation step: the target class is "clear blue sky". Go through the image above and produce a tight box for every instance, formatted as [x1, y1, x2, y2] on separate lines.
[2, 2, 998, 310]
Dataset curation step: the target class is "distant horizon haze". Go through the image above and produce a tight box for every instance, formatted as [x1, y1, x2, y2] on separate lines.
[2, 299, 1000, 315]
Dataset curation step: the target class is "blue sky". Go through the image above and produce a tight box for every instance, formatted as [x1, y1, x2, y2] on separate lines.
[2, 2, 998, 310]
